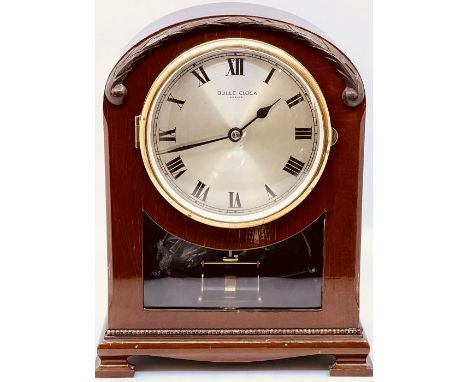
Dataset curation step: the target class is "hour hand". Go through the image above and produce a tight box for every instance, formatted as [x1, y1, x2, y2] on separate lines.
[157, 134, 228, 155]
[257, 98, 282, 119]
[240, 98, 281, 132]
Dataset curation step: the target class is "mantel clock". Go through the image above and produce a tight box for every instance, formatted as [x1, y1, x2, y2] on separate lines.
[96, 6, 371, 377]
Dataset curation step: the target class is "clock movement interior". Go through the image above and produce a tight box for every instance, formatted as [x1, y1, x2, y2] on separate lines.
[143, 212, 325, 309]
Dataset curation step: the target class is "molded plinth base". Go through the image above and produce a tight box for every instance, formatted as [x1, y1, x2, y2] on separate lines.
[95, 355, 135, 378]
[330, 355, 373, 376]
[95, 327, 372, 377]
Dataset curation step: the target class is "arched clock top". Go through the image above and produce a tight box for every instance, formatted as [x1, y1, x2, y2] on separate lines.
[105, 16, 365, 108]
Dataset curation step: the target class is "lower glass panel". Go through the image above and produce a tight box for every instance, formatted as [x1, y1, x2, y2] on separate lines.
[143, 212, 324, 309]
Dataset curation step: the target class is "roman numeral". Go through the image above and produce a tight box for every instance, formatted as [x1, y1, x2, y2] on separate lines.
[167, 94, 185, 110]
[265, 184, 277, 199]
[158, 128, 176, 142]
[191, 181, 210, 201]
[264, 68, 276, 84]
[228, 192, 242, 208]
[165, 156, 187, 179]
[226, 58, 244, 76]
[191, 66, 210, 86]
[283, 156, 305, 176]
[295, 127, 312, 140]
[286, 93, 304, 108]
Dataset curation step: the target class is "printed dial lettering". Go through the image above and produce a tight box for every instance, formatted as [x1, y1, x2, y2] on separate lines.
[229, 192, 242, 208]
[159, 128, 176, 142]
[283, 156, 305, 177]
[167, 94, 186, 109]
[286, 93, 304, 108]
[226, 58, 244, 76]
[192, 181, 210, 201]
[166, 156, 187, 179]
[265, 184, 277, 199]
[191, 66, 210, 86]
[264, 68, 276, 84]
[295, 127, 312, 140]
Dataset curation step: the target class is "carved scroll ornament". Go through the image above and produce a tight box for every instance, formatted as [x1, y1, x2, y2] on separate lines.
[105, 16, 365, 107]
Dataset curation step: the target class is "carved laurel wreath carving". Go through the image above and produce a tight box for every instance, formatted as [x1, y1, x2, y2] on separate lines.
[105, 16, 365, 107]
[105, 328, 362, 337]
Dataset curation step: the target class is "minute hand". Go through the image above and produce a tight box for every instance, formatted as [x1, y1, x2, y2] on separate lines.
[239, 98, 282, 132]
[157, 134, 228, 155]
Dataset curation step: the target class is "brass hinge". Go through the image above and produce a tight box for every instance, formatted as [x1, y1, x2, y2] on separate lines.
[331, 127, 339, 146]
[134, 115, 141, 149]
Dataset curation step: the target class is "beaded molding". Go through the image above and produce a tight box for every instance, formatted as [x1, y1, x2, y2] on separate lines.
[105, 328, 362, 336]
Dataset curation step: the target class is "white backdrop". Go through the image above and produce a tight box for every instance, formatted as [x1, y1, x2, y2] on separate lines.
[2, 1, 467, 382]
[95, 1, 372, 379]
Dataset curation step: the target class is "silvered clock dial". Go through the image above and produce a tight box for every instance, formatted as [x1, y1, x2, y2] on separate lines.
[139, 38, 332, 228]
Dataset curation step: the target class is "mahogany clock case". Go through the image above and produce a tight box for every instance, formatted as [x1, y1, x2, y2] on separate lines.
[96, 14, 371, 378]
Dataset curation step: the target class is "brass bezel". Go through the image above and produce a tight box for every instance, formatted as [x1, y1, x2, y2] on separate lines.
[139, 38, 332, 229]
